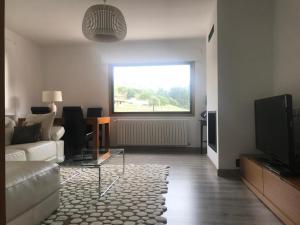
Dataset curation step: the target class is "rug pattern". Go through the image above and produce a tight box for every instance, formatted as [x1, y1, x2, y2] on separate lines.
[41, 164, 169, 225]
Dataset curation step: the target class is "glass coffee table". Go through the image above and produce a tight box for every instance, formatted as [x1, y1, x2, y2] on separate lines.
[80, 148, 125, 197]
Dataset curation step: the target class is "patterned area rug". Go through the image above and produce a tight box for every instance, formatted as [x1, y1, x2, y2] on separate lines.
[41, 164, 169, 225]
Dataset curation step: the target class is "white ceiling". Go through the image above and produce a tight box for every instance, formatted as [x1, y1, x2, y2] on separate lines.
[5, 0, 214, 45]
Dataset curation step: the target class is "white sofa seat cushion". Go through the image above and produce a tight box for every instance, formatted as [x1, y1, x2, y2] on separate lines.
[5, 127, 14, 146]
[6, 141, 57, 161]
[5, 149, 26, 161]
[5, 161, 60, 223]
[51, 126, 65, 141]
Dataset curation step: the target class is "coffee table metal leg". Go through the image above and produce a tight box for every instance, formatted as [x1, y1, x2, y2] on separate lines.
[99, 166, 101, 195]
[123, 150, 125, 174]
[98, 151, 125, 197]
[59, 166, 81, 185]
[100, 176, 120, 197]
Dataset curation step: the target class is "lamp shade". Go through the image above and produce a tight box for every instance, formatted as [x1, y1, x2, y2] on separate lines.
[42, 91, 62, 103]
[82, 4, 127, 42]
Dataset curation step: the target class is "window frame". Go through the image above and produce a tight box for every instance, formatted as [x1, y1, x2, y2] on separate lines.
[109, 61, 195, 116]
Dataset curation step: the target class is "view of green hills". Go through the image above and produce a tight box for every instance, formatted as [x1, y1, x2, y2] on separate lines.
[114, 86, 190, 112]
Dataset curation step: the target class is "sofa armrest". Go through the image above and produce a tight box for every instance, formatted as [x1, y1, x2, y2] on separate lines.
[50, 126, 65, 141]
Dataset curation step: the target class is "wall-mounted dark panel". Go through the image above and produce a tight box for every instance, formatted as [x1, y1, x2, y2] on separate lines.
[208, 111, 217, 152]
[208, 25, 214, 42]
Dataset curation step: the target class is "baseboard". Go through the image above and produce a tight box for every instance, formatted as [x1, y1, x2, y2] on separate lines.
[112, 146, 204, 154]
[217, 169, 240, 178]
[111, 145, 201, 150]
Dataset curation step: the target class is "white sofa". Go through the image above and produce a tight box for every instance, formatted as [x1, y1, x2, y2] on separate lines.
[6, 161, 60, 225]
[5, 116, 64, 225]
[5, 117, 65, 162]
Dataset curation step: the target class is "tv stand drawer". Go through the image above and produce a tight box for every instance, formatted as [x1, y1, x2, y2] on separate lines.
[240, 157, 263, 193]
[263, 168, 300, 225]
[241, 155, 300, 225]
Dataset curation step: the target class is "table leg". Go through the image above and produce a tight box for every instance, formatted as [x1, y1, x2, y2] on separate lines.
[123, 150, 125, 174]
[200, 123, 203, 154]
[104, 123, 110, 151]
[92, 122, 100, 159]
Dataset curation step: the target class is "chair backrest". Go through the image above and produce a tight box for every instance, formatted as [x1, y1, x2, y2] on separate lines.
[87, 107, 102, 118]
[62, 107, 86, 156]
[31, 107, 50, 114]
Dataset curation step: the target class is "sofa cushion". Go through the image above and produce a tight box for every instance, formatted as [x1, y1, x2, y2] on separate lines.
[5, 161, 60, 223]
[11, 123, 42, 145]
[6, 141, 57, 161]
[5, 117, 16, 127]
[24, 112, 55, 140]
[5, 117, 16, 146]
[51, 126, 65, 141]
[5, 149, 27, 161]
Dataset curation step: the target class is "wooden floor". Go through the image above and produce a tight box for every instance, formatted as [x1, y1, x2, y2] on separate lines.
[123, 148, 282, 225]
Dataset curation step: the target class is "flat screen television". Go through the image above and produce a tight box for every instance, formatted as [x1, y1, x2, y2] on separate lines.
[255, 94, 295, 172]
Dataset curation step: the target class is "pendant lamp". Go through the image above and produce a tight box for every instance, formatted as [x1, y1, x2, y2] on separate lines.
[82, 1, 127, 42]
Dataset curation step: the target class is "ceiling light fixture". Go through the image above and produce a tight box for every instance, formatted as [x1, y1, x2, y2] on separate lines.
[82, 0, 127, 42]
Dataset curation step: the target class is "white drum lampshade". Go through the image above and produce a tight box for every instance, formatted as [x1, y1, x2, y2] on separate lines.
[42, 91, 63, 113]
[82, 4, 127, 42]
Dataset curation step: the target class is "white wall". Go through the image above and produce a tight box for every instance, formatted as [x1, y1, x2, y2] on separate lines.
[273, 0, 300, 154]
[206, 0, 219, 168]
[273, 0, 300, 107]
[5, 29, 44, 117]
[217, 0, 275, 169]
[207, 0, 274, 170]
[43, 39, 206, 147]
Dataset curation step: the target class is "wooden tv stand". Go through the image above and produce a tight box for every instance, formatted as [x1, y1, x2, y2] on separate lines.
[240, 155, 300, 225]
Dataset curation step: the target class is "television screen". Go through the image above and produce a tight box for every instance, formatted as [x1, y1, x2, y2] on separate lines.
[255, 94, 294, 167]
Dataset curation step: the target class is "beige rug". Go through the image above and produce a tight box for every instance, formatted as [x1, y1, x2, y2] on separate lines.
[41, 164, 169, 225]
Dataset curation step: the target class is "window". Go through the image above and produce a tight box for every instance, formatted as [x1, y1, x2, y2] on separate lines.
[109, 62, 194, 115]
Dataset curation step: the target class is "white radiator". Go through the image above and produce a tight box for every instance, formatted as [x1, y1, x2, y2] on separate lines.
[116, 119, 188, 146]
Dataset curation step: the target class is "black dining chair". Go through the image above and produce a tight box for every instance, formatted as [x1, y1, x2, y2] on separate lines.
[62, 106, 93, 160]
[31, 106, 50, 114]
[87, 107, 103, 118]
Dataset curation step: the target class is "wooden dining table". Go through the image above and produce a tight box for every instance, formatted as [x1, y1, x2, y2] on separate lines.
[19, 116, 111, 159]
[85, 117, 110, 159]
